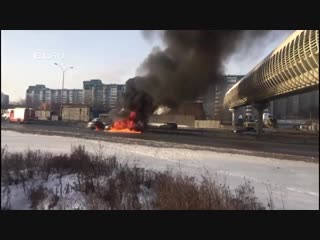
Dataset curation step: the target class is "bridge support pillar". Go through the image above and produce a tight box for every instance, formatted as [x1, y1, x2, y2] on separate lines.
[230, 108, 236, 127]
[252, 101, 269, 137]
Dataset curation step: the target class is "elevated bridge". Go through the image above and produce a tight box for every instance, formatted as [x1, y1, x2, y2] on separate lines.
[224, 30, 319, 135]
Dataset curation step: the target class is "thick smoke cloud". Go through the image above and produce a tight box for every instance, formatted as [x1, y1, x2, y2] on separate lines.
[118, 30, 270, 125]
[225, 30, 293, 74]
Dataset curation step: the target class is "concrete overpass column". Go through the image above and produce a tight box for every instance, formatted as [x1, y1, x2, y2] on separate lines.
[252, 101, 269, 137]
[230, 108, 236, 127]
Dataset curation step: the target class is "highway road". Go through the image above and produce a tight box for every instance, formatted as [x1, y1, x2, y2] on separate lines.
[1, 119, 318, 162]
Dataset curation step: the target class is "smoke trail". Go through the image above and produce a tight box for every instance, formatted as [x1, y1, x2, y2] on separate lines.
[119, 30, 270, 126]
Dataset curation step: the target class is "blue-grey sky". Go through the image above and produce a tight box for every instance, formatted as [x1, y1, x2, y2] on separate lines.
[1, 30, 293, 101]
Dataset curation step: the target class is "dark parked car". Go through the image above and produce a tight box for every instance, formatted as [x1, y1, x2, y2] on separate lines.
[234, 127, 256, 133]
[159, 122, 178, 130]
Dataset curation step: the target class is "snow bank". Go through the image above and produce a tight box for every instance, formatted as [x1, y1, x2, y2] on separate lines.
[1, 130, 318, 210]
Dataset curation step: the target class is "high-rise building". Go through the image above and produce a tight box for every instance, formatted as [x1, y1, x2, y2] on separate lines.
[1, 92, 9, 108]
[26, 85, 83, 109]
[26, 80, 125, 111]
[83, 79, 125, 111]
[201, 75, 245, 122]
[26, 84, 47, 108]
[83, 79, 103, 108]
[105, 84, 125, 108]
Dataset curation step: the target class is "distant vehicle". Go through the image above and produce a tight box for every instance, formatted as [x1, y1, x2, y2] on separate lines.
[263, 112, 271, 121]
[159, 122, 178, 130]
[7, 108, 35, 123]
[236, 115, 244, 127]
[264, 115, 278, 128]
[234, 127, 256, 133]
[87, 118, 106, 130]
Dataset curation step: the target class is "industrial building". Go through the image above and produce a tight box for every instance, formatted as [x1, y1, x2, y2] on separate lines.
[149, 73, 318, 128]
[61, 105, 90, 122]
[25, 72, 318, 125]
[271, 89, 319, 120]
[149, 101, 206, 127]
[169, 102, 205, 120]
[202, 75, 319, 124]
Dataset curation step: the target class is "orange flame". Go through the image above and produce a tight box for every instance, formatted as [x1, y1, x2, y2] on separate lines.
[108, 128, 141, 134]
[107, 111, 141, 134]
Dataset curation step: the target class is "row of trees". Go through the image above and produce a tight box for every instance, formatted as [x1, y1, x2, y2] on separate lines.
[7, 98, 26, 108]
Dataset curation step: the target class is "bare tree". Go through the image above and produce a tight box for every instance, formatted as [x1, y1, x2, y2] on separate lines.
[10, 98, 26, 108]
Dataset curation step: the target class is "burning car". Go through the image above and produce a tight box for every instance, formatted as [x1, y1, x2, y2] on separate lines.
[108, 111, 143, 133]
[87, 118, 109, 131]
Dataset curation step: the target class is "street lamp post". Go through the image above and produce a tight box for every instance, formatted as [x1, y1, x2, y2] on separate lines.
[54, 63, 73, 119]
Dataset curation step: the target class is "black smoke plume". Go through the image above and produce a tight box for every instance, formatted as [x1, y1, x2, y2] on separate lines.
[117, 30, 270, 127]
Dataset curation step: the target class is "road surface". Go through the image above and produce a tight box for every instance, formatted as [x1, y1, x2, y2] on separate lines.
[1, 120, 318, 162]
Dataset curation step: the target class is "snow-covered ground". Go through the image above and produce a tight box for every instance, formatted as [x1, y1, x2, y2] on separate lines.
[1, 130, 319, 210]
[1, 174, 87, 210]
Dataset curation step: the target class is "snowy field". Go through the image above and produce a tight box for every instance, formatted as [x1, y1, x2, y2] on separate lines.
[1, 130, 319, 210]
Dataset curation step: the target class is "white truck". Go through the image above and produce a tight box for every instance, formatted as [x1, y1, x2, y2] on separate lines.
[7, 108, 35, 123]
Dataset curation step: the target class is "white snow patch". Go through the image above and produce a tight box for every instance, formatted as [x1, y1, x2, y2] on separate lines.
[1, 174, 88, 210]
[1, 130, 319, 210]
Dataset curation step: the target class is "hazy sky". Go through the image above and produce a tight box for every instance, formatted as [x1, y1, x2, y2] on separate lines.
[1, 30, 293, 101]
